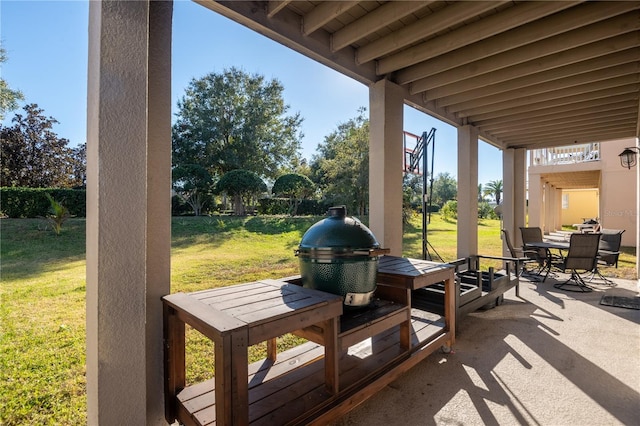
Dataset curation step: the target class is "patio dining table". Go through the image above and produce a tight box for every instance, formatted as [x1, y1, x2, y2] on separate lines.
[525, 240, 569, 282]
[526, 239, 617, 283]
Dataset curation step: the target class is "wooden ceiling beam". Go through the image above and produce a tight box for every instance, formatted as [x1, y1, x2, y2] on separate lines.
[377, 1, 578, 75]
[479, 101, 638, 132]
[426, 44, 639, 102]
[356, 1, 506, 65]
[460, 78, 639, 117]
[489, 113, 637, 137]
[470, 92, 639, 123]
[445, 63, 639, 112]
[409, 13, 639, 93]
[303, 1, 359, 36]
[396, 3, 639, 84]
[331, 1, 431, 52]
[502, 123, 634, 143]
[267, 0, 292, 18]
[504, 129, 635, 149]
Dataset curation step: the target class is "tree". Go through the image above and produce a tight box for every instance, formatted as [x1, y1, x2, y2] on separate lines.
[215, 169, 267, 215]
[272, 173, 315, 216]
[0, 46, 24, 121]
[483, 179, 503, 205]
[0, 104, 85, 188]
[431, 172, 457, 207]
[172, 164, 214, 216]
[310, 109, 369, 216]
[172, 67, 303, 181]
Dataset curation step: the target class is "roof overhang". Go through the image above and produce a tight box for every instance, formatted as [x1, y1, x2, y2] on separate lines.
[196, 0, 640, 151]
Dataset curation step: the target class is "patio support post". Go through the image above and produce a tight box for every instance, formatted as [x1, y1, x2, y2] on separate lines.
[86, 1, 172, 423]
[369, 79, 404, 256]
[502, 148, 527, 253]
[528, 175, 543, 228]
[457, 125, 478, 258]
[544, 184, 559, 233]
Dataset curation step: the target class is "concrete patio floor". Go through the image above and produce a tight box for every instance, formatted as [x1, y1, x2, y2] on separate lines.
[332, 274, 640, 426]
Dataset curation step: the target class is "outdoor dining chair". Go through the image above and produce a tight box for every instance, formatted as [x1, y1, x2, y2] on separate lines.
[587, 229, 625, 285]
[553, 233, 601, 292]
[520, 226, 561, 266]
[501, 229, 543, 281]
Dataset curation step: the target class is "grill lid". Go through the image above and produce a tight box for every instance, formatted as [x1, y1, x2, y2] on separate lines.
[297, 206, 382, 255]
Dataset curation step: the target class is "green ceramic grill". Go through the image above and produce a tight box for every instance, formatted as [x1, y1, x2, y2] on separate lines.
[295, 206, 388, 307]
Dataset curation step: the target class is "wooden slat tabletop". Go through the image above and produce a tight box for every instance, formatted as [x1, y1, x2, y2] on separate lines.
[378, 255, 452, 276]
[183, 279, 342, 328]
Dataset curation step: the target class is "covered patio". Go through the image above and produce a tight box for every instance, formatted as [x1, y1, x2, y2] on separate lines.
[86, 1, 639, 423]
[333, 274, 640, 425]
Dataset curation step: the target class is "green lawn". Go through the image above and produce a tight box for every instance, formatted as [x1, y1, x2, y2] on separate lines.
[1, 214, 636, 424]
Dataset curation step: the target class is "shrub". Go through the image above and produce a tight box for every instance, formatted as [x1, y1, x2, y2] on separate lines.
[440, 200, 457, 221]
[1, 187, 86, 218]
[478, 201, 498, 219]
[258, 198, 330, 215]
[44, 193, 71, 235]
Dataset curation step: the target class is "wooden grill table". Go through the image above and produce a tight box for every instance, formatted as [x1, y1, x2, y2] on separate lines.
[163, 257, 457, 425]
[163, 279, 342, 426]
[376, 255, 456, 351]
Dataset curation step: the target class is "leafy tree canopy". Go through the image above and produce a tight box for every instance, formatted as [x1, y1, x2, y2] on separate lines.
[1, 104, 85, 188]
[483, 179, 503, 205]
[172, 164, 214, 216]
[431, 172, 457, 207]
[272, 173, 314, 198]
[172, 67, 303, 181]
[215, 169, 267, 216]
[0, 46, 24, 120]
[272, 173, 315, 216]
[310, 109, 369, 216]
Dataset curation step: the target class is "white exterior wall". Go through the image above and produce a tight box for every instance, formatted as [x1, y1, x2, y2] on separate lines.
[599, 138, 638, 247]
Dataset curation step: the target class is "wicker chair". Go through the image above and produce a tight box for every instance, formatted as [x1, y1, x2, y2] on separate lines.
[553, 233, 601, 292]
[501, 229, 543, 281]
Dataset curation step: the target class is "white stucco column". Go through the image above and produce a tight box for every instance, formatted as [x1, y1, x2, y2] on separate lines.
[457, 125, 479, 258]
[87, 1, 172, 423]
[543, 183, 553, 233]
[528, 174, 542, 228]
[554, 187, 563, 231]
[369, 79, 404, 256]
[502, 148, 527, 253]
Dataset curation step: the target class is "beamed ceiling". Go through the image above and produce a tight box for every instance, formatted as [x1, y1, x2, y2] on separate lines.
[197, 1, 640, 151]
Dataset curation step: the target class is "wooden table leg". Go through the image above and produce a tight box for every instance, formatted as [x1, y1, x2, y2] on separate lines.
[163, 303, 185, 424]
[267, 337, 277, 362]
[215, 329, 249, 426]
[443, 274, 456, 347]
[322, 318, 339, 394]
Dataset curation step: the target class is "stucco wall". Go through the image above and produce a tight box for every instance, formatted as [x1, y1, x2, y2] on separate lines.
[599, 138, 637, 247]
[562, 189, 599, 226]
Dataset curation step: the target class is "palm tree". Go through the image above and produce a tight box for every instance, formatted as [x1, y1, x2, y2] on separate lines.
[483, 179, 503, 205]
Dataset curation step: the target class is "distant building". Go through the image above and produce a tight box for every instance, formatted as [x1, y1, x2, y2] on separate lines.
[528, 137, 637, 247]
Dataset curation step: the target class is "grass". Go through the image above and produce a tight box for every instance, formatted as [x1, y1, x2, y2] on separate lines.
[1, 213, 637, 424]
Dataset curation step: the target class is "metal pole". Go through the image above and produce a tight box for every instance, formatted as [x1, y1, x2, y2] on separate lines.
[422, 131, 429, 260]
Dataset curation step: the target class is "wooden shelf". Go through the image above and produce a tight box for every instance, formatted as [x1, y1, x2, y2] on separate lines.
[174, 306, 446, 426]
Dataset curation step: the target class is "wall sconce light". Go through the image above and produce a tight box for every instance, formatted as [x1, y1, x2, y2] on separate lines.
[618, 147, 639, 169]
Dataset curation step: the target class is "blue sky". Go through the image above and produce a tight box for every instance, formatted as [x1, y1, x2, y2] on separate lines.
[1, 0, 502, 184]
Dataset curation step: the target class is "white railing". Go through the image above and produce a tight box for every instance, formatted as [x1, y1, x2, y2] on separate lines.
[530, 143, 600, 166]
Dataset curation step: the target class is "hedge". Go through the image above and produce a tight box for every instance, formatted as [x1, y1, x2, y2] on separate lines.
[1, 187, 87, 218]
[1, 189, 336, 218]
[258, 198, 331, 216]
